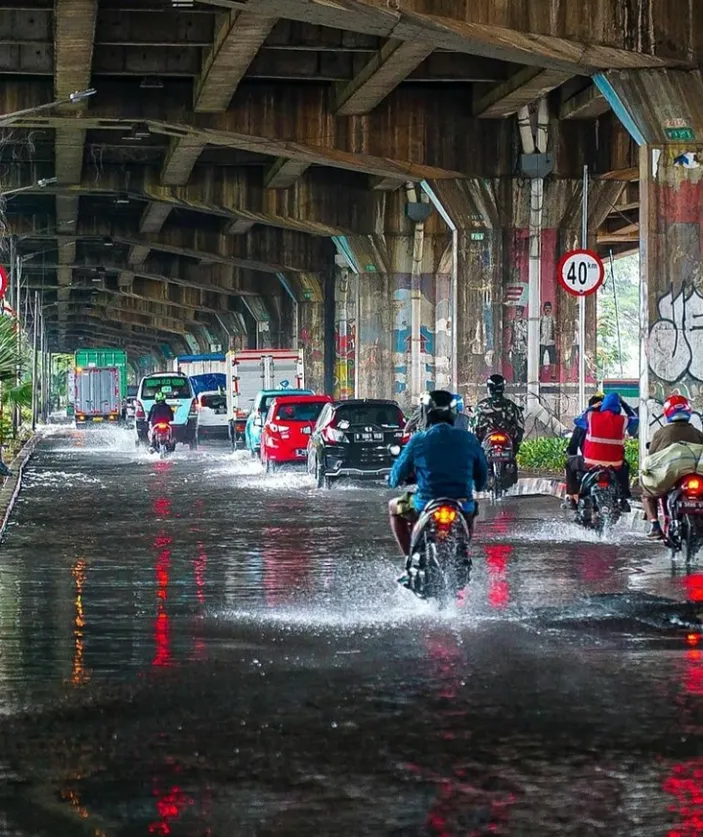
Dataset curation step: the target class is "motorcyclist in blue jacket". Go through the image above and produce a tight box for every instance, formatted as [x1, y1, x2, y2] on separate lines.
[388, 390, 488, 557]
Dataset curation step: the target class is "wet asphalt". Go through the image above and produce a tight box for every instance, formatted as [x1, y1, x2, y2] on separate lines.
[0, 428, 702, 836]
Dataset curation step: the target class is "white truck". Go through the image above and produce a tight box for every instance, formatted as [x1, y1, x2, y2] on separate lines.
[173, 354, 228, 441]
[74, 367, 121, 426]
[225, 349, 305, 448]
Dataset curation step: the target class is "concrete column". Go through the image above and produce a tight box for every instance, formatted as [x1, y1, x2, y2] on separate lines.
[298, 301, 325, 394]
[595, 69, 703, 438]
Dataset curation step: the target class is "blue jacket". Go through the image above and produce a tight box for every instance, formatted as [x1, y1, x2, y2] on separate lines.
[389, 422, 488, 513]
[573, 392, 639, 437]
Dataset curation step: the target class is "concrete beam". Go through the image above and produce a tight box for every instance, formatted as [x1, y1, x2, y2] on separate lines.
[224, 218, 256, 234]
[244, 0, 683, 72]
[474, 66, 572, 118]
[263, 157, 311, 190]
[140, 203, 174, 234]
[560, 84, 611, 120]
[161, 136, 206, 187]
[194, 11, 276, 112]
[335, 39, 433, 116]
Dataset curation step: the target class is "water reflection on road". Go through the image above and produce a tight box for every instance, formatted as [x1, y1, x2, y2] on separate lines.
[0, 429, 701, 835]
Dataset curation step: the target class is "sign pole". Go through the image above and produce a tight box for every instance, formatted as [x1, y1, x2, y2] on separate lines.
[579, 165, 588, 414]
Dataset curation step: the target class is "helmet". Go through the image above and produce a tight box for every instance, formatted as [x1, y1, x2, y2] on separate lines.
[486, 374, 506, 397]
[421, 390, 457, 426]
[589, 392, 605, 408]
[155, 391, 166, 403]
[664, 394, 692, 423]
[453, 393, 465, 413]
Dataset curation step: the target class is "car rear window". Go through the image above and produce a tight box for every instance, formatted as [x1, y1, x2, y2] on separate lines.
[275, 402, 327, 422]
[142, 377, 191, 399]
[201, 394, 226, 410]
[334, 404, 403, 427]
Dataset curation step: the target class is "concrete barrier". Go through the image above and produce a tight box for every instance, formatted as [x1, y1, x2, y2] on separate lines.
[0, 434, 40, 540]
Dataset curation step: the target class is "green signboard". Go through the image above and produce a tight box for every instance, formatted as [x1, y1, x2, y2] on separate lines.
[665, 126, 696, 141]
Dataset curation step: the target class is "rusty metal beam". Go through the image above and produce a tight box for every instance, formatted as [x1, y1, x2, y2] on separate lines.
[195, 11, 276, 112]
[335, 39, 433, 116]
[263, 157, 311, 190]
[474, 66, 572, 118]
[560, 84, 611, 120]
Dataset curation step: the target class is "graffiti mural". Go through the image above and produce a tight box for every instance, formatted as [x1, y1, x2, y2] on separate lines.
[334, 322, 356, 400]
[650, 284, 703, 384]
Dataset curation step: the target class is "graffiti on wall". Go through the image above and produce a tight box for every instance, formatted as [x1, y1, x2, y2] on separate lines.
[649, 284, 703, 384]
[334, 322, 356, 399]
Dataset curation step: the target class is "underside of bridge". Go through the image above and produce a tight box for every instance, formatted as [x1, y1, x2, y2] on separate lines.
[1, 0, 702, 417]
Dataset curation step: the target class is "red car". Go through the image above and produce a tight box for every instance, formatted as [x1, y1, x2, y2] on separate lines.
[260, 394, 333, 473]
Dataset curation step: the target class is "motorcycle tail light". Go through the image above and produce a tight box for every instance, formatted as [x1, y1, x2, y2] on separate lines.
[597, 474, 611, 488]
[488, 433, 508, 444]
[681, 475, 703, 496]
[433, 506, 457, 527]
[155, 422, 170, 431]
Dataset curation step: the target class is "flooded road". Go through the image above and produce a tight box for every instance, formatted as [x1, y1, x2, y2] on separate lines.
[0, 429, 702, 836]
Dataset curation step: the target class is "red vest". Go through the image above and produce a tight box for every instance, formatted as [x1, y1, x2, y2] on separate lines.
[583, 409, 627, 467]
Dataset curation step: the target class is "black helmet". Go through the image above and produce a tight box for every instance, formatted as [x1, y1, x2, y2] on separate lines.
[486, 374, 506, 397]
[421, 390, 457, 426]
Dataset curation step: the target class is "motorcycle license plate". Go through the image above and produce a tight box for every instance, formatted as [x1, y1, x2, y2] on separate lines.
[680, 499, 703, 512]
[296, 448, 307, 456]
[490, 450, 511, 460]
[93, 417, 103, 422]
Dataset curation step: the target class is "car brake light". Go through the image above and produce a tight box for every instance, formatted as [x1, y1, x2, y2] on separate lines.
[135, 400, 145, 419]
[189, 398, 197, 416]
[268, 422, 279, 433]
[198, 396, 205, 408]
[433, 506, 457, 527]
[401, 432, 411, 445]
[322, 426, 348, 444]
[682, 475, 703, 496]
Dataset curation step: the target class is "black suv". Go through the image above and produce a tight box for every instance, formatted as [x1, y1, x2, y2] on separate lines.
[307, 399, 407, 488]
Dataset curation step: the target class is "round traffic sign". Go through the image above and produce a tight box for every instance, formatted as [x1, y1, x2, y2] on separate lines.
[0, 266, 8, 301]
[557, 249, 605, 297]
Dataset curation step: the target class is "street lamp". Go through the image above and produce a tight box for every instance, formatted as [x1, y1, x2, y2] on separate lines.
[0, 88, 96, 128]
[0, 177, 58, 199]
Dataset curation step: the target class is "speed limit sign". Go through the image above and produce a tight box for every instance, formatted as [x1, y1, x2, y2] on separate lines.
[557, 249, 605, 297]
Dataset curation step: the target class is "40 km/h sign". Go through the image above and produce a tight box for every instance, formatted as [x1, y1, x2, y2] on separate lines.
[557, 248, 605, 297]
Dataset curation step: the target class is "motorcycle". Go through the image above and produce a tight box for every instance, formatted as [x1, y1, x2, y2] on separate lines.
[481, 430, 516, 501]
[151, 422, 175, 459]
[405, 498, 473, 608]
[663, 474, 703, 562]
[576, 466, 622, 534]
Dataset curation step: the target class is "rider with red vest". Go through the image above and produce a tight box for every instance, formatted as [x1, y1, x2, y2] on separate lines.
[572, 392, 638, 507]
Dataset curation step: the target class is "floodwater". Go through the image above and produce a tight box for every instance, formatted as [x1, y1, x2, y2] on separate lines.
[0, 429, 702, 836]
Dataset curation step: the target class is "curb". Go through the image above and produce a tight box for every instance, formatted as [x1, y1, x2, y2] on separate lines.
[0, 433, 40, 540]
[508, 476, 649, 533]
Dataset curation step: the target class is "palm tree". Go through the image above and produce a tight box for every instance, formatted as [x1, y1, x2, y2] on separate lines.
[0, 314, 31, 445]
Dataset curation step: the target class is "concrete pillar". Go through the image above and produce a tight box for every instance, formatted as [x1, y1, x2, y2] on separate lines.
[428, 177, 616, 420]
[596, 69, 703, 437]
[335, 192, 450, 411]
[298, 301, 325, 394]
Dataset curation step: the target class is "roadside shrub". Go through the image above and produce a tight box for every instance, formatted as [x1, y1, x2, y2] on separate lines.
[516, 436, 640, 480]
[516, 437, 566, 473]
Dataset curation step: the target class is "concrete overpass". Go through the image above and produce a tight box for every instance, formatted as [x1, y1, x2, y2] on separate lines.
[1, 0, 701, 421]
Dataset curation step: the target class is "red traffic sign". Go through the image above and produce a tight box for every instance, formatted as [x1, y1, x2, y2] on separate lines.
[557, 249, 605, 297]
[0, 266, 8, 301]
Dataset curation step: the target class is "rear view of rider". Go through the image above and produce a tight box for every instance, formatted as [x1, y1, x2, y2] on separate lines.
[642, 395, 703, 540]
[388, 390, 488, 560]
[473, 374, 524, 452]
[148, 392, 174, 449]
[563, 392, 604, 509]
[575, 391, 637, 510]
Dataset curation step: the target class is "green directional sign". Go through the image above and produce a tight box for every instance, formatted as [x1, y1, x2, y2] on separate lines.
[665, 126, 696, 141]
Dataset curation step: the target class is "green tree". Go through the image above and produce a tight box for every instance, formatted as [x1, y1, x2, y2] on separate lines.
[597, 253, 640, 379]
